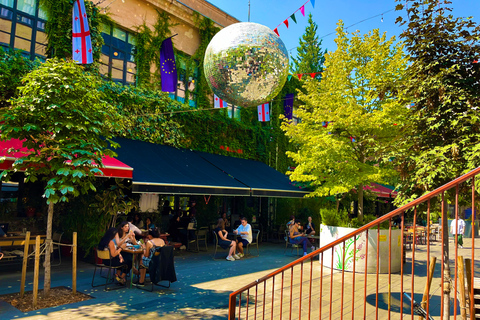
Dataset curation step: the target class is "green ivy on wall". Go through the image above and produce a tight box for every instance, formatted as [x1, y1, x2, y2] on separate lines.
[39, 0, 108, 71]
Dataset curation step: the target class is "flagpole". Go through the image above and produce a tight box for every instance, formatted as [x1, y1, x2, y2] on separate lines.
[248, 0, 250, 22]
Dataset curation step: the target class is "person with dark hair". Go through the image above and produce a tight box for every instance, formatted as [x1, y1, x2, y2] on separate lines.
[98, 227, 128, 284]
[289, 219, 314, 256]
[161, 200, 172, 232]
[214, 218, 238, 261]
[137, 228, 165, 286]
[286, 215, 296, 231]
[145, 217, 155, 230]
[133, 213, 144, 229]
[126, 215, 143, 237]
[221, 212, 231, 232]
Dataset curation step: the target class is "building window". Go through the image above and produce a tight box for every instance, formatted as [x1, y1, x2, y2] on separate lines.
[99, 24, 136, 85]
[0, 0, 47, 60]
[169, 53, 198, 107]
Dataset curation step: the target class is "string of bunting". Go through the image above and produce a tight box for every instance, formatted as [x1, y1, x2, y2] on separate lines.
[273, 0, 315, 37]
[288, 71, 322, 81]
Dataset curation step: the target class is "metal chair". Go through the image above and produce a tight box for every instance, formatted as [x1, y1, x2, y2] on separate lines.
[246, 229, 260, 256]
[137, 246, 177, 292]
[284, 230, 300, 256]
[212, 230, 229, 259]
[91, 248, 127, 291]
[51, 231, 63, 266]
[189, 227, 208, 252]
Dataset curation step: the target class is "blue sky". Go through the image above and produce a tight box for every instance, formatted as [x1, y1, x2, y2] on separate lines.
[207, 0, 479, 61]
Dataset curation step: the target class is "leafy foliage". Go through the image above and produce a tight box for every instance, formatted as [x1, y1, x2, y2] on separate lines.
[290, 13, 327, 80]
[0, 58, 119, 203]
[39, 0, 107, 72]
[0, 48, 39, 109]
[393, 0, 480, 205]
[282, 21, 408, 221]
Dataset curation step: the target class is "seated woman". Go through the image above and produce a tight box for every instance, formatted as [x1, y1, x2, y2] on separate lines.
[98, 227, 128, 284]
[304, 216, 315, 235]
[145, 217, 156, 231]
[214, 218, 239, 261]
[114, 221, 137, 276]
[221, 212, 231, 232]
[289, 219, 314, 256]
[137, 228, 165, 286]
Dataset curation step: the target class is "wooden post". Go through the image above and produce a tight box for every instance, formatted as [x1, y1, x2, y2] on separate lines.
[33, 235, 40, 309]
[20, 231, 30, 298]
[465, 259, 473, 317]
[458, 256, 467, 320]
[419, 256, 437, 320]
[72, 232, 77, 294]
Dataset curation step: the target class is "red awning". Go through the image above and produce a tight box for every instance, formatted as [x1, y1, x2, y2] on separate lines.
[364, 183, 397, 198]
[0, 138, 133, 179]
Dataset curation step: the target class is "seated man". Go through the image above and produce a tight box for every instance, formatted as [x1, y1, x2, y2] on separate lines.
[233, 217, 252, 258]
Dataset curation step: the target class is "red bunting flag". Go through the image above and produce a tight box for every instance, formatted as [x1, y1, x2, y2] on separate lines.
[300, 5, 305, 16]
[273, 28, 279, 37]
[297, 74, 303, 80]
[474, 60, 478, 64]
[310, 73, 316, 78]
[283, 19, 289, 28]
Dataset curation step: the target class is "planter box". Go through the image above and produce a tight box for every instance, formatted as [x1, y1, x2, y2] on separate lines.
[319, 224, 402, 274]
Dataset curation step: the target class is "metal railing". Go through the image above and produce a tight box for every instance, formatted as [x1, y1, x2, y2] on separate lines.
[229, 167, 480, 319]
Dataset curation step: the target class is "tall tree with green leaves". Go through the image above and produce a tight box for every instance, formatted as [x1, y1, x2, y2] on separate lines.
[282, 21, 408, 222]
[0, 59, 119, 294]
[290, 13, 326, 79]
[394, 1, 480, 316]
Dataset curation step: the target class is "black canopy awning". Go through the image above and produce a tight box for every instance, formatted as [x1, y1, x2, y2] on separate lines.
[113, 137, 309, 198]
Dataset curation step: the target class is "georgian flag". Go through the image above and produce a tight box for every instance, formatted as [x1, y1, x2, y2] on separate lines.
[258, 103, 270, 122]
[214, 94, 228, 108]
[72, 0, 93, 64]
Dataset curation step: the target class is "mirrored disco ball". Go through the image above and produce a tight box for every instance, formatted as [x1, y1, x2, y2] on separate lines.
[204, 22, 289, 108]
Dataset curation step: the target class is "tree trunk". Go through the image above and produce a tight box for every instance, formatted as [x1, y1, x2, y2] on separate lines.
[358, 183, 364, 223]
[43, 201, 54, 295]
[442, 200, 450, 319]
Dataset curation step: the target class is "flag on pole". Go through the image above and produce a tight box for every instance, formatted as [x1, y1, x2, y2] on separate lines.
[72, 0, 93, 64]
[258, 103, 270, 122]
[284, 93, 294, 120]
[160, 37, 177, 92]
[214, 94, 228, 108]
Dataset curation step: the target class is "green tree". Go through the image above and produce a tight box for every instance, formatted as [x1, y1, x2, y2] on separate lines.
[0, 59, 119, 294]
[393, 1, 480, 316]
[282, 21, 408, 222]
[290, 13, 326, 80]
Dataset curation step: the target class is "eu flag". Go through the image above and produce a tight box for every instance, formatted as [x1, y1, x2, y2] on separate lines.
[160, 37, 177, 92]
[284, 93, 294, 120]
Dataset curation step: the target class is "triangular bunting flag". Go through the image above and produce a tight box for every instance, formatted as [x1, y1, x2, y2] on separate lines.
[273, 28, 279, 37]
[300, 5, 305, 16]
[349, 136, 356, 142]
[214, 94, 228, 108]
[297, 74, 303, 80]
[310, 73, 316, 78]
[287, 75, 292, 81]
[474, 60, 479, 64]
[311, 0, 316, 8]
[290, 13, 297, 24]
[322, 121, 328, 128]
[283, 19, 289, 28]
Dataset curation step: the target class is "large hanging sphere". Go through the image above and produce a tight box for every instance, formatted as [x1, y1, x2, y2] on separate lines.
[204, 22, 289, 108]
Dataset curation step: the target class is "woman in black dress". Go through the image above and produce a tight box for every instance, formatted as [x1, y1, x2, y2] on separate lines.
[214, 218, 238, 261]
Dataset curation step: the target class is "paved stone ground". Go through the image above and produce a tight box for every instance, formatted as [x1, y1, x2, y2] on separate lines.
[0, 238, 478, 319]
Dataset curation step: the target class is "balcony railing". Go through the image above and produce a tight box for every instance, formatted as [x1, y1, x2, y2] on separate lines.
[228, 167, 480, 319]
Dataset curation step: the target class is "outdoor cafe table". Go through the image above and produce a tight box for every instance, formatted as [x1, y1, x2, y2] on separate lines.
[122, 246, 143, 288]
[306, 234, 320, 248]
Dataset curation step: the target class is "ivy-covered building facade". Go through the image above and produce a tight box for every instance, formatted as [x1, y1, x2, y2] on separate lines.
[0, 0, 319, 253]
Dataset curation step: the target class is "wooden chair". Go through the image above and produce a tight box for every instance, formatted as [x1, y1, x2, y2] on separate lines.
[137, 246, 177, 292]
[91, 248, 127, 291]
[246, 229, 260, 256]
[284, 230, 300, 256]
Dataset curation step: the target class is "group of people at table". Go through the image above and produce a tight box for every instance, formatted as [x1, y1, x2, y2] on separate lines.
[287, 215, 317, 256]
[97, 216, 163, 286]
